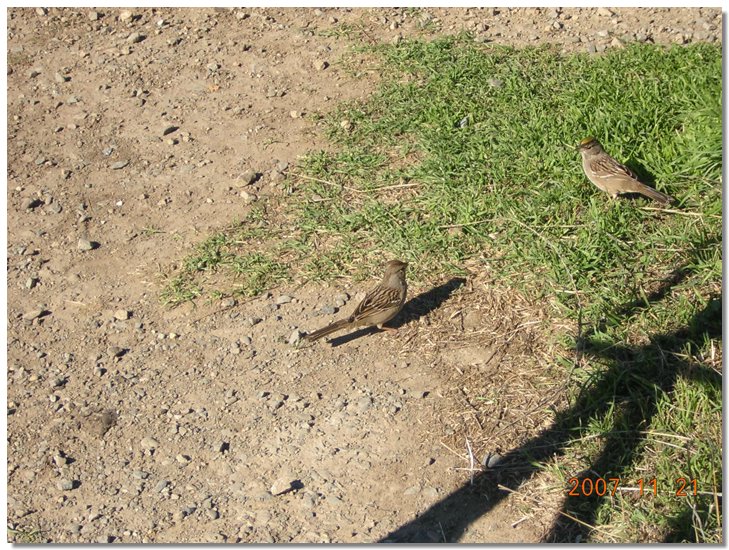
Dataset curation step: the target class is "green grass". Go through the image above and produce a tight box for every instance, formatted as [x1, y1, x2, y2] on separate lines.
[160, 214, 291, 306]
[161, 36, 721, 541]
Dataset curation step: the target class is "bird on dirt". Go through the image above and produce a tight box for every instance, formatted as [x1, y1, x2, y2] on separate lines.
[303, 259, 408, 342]
[578, 136, 674, 205]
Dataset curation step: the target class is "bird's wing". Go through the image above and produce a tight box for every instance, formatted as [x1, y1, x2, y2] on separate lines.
[353, 285, 403, 320]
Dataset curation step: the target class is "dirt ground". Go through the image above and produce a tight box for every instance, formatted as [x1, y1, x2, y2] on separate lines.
[6, 7, 721, 543]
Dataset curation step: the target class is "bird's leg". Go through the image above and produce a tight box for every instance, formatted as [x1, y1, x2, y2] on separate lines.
[377, 324, 399, 334]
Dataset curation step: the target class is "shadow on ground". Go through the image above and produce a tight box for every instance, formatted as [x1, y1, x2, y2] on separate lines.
[380, 265, 720, 542]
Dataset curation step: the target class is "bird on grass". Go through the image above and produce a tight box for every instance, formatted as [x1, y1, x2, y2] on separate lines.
[578, 136, 674, 205]
[303, 259, 408, 342]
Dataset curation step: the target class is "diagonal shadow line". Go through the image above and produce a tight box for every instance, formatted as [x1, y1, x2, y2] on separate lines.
[379, 290, 720, 542]
[547, 296, 721, 542]
[327, 277, 467, 347]
[578, 233, 720, 343]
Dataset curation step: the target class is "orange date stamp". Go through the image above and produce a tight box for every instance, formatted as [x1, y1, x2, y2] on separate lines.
[567, 477, 698, 497]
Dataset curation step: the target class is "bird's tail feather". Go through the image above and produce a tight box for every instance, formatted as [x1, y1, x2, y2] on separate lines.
[639, 185, 674, 205]
[303, 318, 352, 341]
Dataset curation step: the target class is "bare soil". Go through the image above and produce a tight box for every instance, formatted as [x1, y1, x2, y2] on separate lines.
[6, 7, 721, 543]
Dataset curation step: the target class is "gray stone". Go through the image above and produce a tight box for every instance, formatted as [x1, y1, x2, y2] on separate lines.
[270, 477, 294, 496]
[111, 160, 129, 170]
[140, 437, 159, 450]
[276, 295, 293, 305]
[239, 190, 257, 203]
[355, 396, 372, 413]
[57, 478, 75, 491]
[239, 169, 258, 185]
[114, 309, 131, 321]
[23, 309, 45, 321]
[154, 480, 170, 492]
[422, 486, 438, 499]
[403, 483, 421, 496]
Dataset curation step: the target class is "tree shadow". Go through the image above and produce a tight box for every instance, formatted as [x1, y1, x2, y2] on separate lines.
[328, 277, 466, 347]
[380, 275, 720, 542]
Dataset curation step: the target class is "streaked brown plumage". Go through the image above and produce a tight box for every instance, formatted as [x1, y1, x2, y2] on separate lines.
[303, 260, 408, 341]
[578, 137, 674, 205]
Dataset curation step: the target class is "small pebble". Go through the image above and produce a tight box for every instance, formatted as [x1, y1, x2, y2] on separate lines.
[111, 160, 129, 170]
[56, 479, 75, 491]
[288, 330, 301, 345]
[114, 309, 131, 321]
[276, 295, 293, 305]
[140, 436, 159, 450]
[313, 60, 329, 71]
[239, 190, 257, 203]
[154, 480, 170, 493]
[270, 477, 295, 496]
[23, 309, 45, 321]
[239, 169, 258, 185]
[21, 197, 41, 210]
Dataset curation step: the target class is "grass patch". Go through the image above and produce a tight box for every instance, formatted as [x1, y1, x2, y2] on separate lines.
[160, 212, 291, 306]
[162, 36, 721, 541]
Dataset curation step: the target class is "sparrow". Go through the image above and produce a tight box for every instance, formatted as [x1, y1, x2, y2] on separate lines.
[303, 259, 408, 341]
[578, 137, 674, 205]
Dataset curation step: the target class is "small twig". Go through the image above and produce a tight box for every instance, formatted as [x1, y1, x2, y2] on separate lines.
[511, 515, 530, 528]
[438, 219, 492, 230]
[290, 172, 362, 194]
[639, 206, 708, 217]
[291, 172, 420, 194]
[372, 182, 421, 192]
[356, 22, 378, 45]
[466, 437, 475, 486]
[497, 484, 611, 536]
[440, 440, 467, 461]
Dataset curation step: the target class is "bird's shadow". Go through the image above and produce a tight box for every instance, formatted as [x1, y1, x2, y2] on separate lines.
[328, 277, 467, 347]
